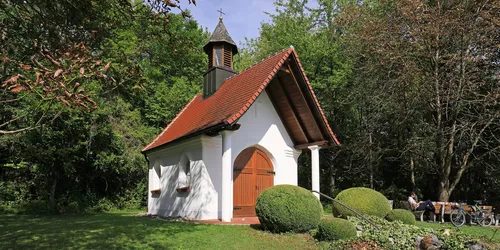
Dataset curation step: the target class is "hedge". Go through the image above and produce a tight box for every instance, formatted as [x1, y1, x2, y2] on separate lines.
[332, 187, 391, 218]
[316, 218, 357, 241]
[386, 209, 416, 225]
[255, 185, 322, 233]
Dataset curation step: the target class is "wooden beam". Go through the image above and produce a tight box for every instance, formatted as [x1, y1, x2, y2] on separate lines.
[279, 64, 291, 73]
[285, 63, 324, 140]
[226, 123, 241, 131]
[294, 140, 328, 150]
[206, 123, 240, 136]
[276, 76, 311, 143]
[221, 45, 225, 67]
[266, 87, 298, 145]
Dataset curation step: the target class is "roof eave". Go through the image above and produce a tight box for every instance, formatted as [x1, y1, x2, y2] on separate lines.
[142, 121, 229, 155]
[289, 51, 340, 146]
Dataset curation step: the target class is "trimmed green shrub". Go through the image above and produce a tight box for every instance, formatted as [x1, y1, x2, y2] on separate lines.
[386, 209, 416, 225]
[316, 218, 357, 241]
[255, 185, 322, 233]
[332, 187, 391, 218]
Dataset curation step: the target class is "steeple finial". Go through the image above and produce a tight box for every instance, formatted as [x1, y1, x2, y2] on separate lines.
[217, 8, 225, 20]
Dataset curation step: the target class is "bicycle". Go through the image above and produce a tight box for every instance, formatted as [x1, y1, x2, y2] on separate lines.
[450, 200, 494, 227]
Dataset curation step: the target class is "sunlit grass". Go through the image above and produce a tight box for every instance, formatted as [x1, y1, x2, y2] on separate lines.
[0, 210, 318, 250]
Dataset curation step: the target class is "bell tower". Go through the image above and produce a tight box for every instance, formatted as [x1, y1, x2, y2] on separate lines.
[203, 11, 238, 98]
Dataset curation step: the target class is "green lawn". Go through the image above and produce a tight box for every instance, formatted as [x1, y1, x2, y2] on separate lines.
[2, 210, 499, 250]
[0, 210, 318, 250]
[416, 221, 500, 243]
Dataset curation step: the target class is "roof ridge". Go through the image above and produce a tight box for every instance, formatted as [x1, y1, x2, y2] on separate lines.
[142, 94, 200, 152]
[223, 48, 292, 83]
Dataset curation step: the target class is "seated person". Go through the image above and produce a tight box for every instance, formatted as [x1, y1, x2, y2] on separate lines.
[408, 191, 436, 212]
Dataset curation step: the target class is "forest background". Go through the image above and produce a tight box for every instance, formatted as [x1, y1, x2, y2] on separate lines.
[1, 0, 498, 213]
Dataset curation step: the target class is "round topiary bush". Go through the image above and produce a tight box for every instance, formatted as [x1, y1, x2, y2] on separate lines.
[255, 184, 322, 233]
[385, 209, 416, 225]
[332, 187, 391, 218]
[316, 218, 357, 241]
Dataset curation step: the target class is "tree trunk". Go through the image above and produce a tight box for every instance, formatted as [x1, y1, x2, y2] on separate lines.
[330, 170, 335, 196]
[410, 155, 416, 191]
[438, 185, 449, 202]
[49, 178, 57, 204]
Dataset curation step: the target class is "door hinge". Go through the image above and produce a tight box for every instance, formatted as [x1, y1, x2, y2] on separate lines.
[267, 171, 276, 175]
[233, 206, 242, 210]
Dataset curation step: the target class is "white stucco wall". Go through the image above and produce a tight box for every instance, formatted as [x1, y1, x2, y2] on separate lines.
[232, 91, 301, 185]
[146, 136, 219, 220]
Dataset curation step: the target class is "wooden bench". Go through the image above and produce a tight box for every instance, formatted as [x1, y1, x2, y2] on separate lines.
[400, 201, 435, 222]
[438, 202, 493, 223]
[413, 210, 426, 222]
[433, 203, 445, 223]
[399, 201, 494, 223]
[433, 202, 454, 223]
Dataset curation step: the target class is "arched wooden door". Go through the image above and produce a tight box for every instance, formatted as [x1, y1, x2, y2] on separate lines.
[233, 147, 274, 217]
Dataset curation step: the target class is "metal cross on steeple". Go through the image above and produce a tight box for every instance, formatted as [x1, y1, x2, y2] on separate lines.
[217, 8, 225, 20]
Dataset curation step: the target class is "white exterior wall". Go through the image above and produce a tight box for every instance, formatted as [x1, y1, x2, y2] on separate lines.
[201, 135, 223, 219]
[232, 91, 301, 185]
[146, 136, 219, 220]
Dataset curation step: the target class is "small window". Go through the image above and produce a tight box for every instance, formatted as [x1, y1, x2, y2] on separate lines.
[150, 160, 161, 192]
[215, 45, 222, 66]
[178, 156, 191, 188]
[184, 159, 191, 184]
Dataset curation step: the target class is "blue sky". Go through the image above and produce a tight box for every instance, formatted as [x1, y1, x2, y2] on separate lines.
[181, 0, 277, 45]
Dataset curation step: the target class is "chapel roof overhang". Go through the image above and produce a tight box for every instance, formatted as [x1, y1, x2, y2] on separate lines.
[142, 48, 339, 154]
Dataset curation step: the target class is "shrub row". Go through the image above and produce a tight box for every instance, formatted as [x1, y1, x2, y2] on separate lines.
[256, 185, 481, 248]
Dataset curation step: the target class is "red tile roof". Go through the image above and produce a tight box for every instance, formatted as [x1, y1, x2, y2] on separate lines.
[142, 48, 338, 152]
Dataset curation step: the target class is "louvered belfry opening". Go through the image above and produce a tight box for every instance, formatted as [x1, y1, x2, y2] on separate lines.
[207, 50, 214, 69]
[202, 18, 238, 98]
[206, 42, 233, 69]
[223, 43, 232, 68]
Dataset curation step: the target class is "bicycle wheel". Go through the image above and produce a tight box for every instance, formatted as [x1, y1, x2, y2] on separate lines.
[450, 210, 466, 227]
[479, 211, 493, 227]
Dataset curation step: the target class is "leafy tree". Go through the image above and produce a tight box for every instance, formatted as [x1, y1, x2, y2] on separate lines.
[0, 0, 206, 210]
[338, 0, 500, 201]
[0, 0, 198, 134]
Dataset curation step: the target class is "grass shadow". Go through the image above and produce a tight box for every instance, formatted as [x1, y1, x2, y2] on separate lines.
[249, 224, 262, 230]
[0, 211, 206, 249]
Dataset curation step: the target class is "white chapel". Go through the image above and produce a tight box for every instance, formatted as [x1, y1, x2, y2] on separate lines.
[142, 18, 339, 222]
